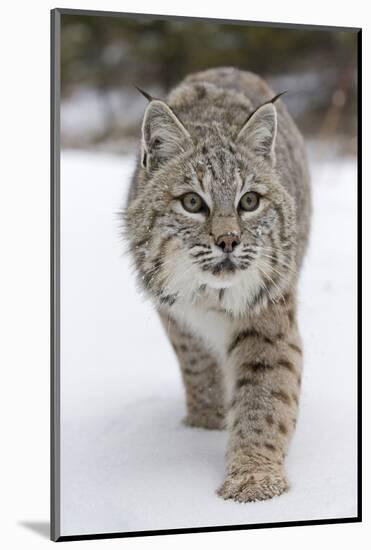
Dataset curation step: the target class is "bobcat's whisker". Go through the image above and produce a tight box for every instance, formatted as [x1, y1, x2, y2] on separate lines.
[258, 251, 297, 274]
[257, 270, 278, 304]
[257, 263, 287, 305]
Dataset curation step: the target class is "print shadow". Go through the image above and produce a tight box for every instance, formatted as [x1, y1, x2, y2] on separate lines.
[19, 521, 49, 539]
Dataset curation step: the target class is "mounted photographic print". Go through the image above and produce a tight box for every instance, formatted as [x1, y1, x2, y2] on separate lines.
[51, 8, 361, 541]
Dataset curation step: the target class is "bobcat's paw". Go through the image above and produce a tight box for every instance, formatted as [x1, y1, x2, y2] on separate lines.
[217, 469, 288, 503]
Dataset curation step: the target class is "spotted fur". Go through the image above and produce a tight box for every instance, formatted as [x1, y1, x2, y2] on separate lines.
[124, 67, 311, 502]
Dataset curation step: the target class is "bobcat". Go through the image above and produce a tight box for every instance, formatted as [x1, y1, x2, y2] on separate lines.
[124, 67, 311, 502]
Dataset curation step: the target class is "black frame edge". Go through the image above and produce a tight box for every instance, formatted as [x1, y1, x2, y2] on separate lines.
[51, 7, 61, 543]
[57, 517, 361, 542]
[356, 28, 362, 523]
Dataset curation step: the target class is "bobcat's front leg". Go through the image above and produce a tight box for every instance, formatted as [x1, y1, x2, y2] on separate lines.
[218, 297, 302, 502]
[159, 312, 225, 430]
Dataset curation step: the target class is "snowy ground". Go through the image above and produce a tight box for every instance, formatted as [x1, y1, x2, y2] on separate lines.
[60, 147, 357, 537]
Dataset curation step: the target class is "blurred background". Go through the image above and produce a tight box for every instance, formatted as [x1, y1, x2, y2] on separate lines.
[60, 13, 358, 156]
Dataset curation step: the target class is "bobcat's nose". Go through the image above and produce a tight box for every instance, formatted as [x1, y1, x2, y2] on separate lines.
[215, 232, 241, 253]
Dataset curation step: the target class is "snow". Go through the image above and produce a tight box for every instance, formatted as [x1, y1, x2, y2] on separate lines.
[59, 147, 357, 537]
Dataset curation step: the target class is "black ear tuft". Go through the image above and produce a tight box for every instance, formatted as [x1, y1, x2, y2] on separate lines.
[134, 86, 154, 102]
[269, 90, 288, 104]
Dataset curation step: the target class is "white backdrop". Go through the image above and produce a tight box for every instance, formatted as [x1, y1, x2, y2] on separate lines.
[0, 1, 369, 550]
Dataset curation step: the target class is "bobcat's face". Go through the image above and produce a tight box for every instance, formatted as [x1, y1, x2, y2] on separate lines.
[125, 98, 297, 315]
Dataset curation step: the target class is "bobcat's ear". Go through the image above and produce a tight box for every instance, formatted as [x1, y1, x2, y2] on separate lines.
[141, 100, 192, 171]
[236, 103, 277, 164]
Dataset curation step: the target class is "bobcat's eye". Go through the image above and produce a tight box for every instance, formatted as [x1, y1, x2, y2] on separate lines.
[239, 192, 260, 212]
[181, 192, 205, 214]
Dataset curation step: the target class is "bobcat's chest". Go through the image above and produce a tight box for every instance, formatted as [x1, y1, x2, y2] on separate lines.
[171, 300, 232, 360]
[169, 271, 261, 359]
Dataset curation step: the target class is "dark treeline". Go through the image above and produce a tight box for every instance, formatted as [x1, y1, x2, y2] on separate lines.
[61, 14, 358, 151]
